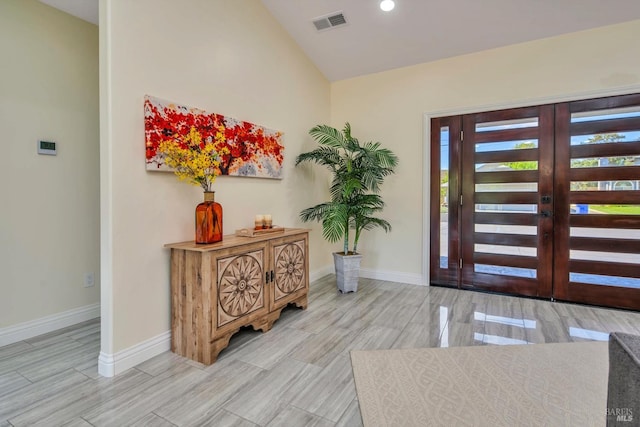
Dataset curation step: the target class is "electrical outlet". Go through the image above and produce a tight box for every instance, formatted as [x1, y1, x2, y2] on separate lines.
[84, 272, 95, 288]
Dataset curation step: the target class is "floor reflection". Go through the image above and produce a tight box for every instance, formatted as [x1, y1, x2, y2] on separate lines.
[474, 312, 537, 329]
[427, 284, 640, 348]
[569, 326, 610, 341]
[439, 306, 449, 347]
[474, 333, 530, 345]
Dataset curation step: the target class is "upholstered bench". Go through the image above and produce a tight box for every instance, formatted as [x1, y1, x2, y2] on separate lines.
[607, 332, 640, 426]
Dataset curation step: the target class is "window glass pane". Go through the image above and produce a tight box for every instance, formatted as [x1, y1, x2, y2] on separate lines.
[440, 257, 448, 269]
[571, 131, 640, 145]
[475, 204, 537, 213]
[571, 182, 640, 191]
[475, 244, 537, 257]
[570, 205, 640, 215]
[570, 250, 639, 264]
[475, 139, 538, 153]
[440, 126, 449, 269]
[571, 106, 640, 123]
[476, 183, 538, 192]
[571, 156, 640, 168]
[476, 224, 537, 235]
[570, 272, 640, 289]
[474, 264, 536, 279]
[475, 162, 538, 172]
[570, 227, 640, 239]
[475, 118, 538, 132]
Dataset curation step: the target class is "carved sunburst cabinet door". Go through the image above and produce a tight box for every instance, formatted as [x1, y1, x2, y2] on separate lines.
[273, 240, 306, 301]
[217, 250, 264, 327]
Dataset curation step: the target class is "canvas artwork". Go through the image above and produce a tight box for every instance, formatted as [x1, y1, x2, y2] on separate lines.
[144, 95, 284, 179]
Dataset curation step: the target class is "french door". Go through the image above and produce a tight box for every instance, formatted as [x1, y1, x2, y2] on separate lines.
[430, 93, 640, 310]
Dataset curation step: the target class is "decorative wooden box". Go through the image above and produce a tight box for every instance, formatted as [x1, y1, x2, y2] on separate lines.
[234, 226, 285, 237]
[164, 228, 309, 364]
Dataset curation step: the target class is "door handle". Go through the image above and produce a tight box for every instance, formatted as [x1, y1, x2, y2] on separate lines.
[265, 270, 275, 283]
[540, 210, 552, 218]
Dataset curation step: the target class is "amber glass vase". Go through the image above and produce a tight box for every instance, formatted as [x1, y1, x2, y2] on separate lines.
[195, 192, 223, 244]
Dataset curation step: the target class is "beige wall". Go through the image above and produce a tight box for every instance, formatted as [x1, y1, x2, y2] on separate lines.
[101, 0, 331, 353]
[331, 20, 640, 279]
[0, 0, 100, 327]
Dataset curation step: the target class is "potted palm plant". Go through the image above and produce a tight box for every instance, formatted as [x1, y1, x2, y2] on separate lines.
[296, 123, 398, 293]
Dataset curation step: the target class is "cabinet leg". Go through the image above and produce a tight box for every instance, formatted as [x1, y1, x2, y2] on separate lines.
[207, 329, 238, 365]
[251, 308, 283, 332]
[293, 295, 308, 310]
[250, 318, 270, 333]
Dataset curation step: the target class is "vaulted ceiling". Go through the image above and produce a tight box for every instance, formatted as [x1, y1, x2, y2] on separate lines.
[40, 0, 640, 82]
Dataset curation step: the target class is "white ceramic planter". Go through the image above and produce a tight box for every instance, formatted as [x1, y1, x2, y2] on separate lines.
[333, 252, 363, 293]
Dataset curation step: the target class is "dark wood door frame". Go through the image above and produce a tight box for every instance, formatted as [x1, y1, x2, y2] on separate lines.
[460, 105, 555, 298]
[429, 116, 461, 287]
[430, 93, 640, 310]
[552, 94, 640, 309]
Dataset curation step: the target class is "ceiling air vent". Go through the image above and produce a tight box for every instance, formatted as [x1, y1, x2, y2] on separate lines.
[312, 11, 348, 32]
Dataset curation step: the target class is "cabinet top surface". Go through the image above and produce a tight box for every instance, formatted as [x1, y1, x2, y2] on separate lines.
[164, 228, 310, 252]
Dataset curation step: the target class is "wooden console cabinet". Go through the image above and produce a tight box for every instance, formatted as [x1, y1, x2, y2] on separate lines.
[164, 228, 309, 365]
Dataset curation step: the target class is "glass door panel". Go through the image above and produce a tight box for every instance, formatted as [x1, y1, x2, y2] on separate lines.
[554, 94, 640, 310]
[430, 93, 640, 310]
[460, 105, 554, 297]
[430, 117, 460, 286]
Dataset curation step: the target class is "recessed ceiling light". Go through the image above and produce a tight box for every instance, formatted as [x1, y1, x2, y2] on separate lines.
[380, 0, 395, 12]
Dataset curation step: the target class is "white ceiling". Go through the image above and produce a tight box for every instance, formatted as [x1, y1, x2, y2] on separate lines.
[39, 0, 98, 25]
[40, 0, 640, 82]
[261, 0, 640, 81]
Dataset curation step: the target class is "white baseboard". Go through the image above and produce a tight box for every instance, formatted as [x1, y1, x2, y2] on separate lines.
[98, 265, 336, 378]
[359, 267, 425, 286]
[311, 263, 426, 286]
[96, 265, 422, 378]
[0, 303, 100, 347]
[309, 265, 334, 283]
[98, 330, 171, 377]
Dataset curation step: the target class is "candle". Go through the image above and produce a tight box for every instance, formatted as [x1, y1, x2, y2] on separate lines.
[255, 214, 264, 230]
[264, 214, 273, 229]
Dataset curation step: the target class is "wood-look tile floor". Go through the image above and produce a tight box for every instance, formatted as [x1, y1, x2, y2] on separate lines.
[2, 276, 640, 426]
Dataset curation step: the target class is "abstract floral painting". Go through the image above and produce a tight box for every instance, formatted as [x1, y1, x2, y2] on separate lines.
[144, 95, 284, 179]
